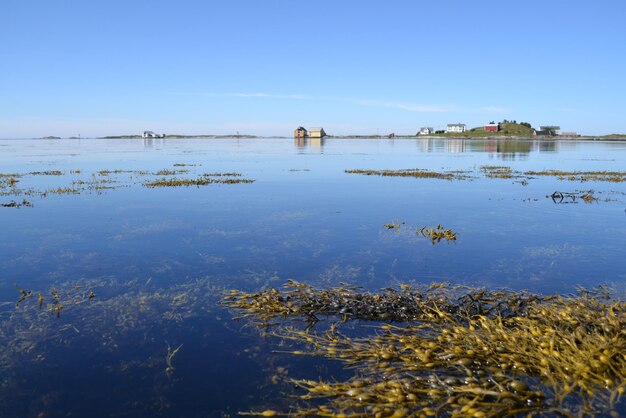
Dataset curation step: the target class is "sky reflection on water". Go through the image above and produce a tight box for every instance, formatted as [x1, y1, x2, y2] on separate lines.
[0, 137, 624, 416]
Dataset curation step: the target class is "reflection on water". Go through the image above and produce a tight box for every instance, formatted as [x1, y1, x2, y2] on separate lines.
[143, 137, 166, 148]
[294, 136, 326, 153]
[293, 137, 307, 149]
[309, 137, 325, 148]
[413, 137, 559, 160]
[292, 137, 572, 160]
[0, 137, 625, 417]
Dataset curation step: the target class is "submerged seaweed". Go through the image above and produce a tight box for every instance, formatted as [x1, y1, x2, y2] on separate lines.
[224, 282, 626, 417]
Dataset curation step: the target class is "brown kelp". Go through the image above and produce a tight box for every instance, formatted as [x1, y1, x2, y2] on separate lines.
[28, 170, 63, 176]
[480, 165, 522, 179]
[383, 222, 458, 244]
[224, 282, 626, 417]
[155, 169, 189, 176]
[525, 170, 626, 183]
[1, 199, 33, 208]
[0, 167, 255, 199]
[143, 176, 254, 187]
[384, 222, 404, 230]
[549, 191, 600, 204]
[345, 169, 471, 181]
[345, 166, 626, 186]
[417, 225, 457, 244]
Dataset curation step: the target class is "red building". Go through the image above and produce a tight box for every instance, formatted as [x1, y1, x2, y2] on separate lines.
[485, 123, 499, 132]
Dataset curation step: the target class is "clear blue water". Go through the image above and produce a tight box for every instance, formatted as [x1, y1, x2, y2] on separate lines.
[0, 137, 625, 416]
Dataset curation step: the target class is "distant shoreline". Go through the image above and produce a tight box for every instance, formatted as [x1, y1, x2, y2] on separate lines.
[10, 134, 626, 141]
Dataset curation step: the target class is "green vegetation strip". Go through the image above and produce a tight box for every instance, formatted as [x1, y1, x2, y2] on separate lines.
[224, 281, 626, 417]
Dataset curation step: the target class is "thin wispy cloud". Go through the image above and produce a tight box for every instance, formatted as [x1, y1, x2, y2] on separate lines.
[348, 99, 450, 113]
[226, 92, 312, 100]
[479, 106, 508, 113]
[216, 92, 450, 113]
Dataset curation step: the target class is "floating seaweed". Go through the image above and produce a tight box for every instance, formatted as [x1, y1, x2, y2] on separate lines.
[222, 280, 545, 326]
[97, 169, 135, 176]
[202, 172, 243, 177]
[549, 190, 600, 204]
[1, 199, 33, 208]
[143, 177, 254, 187]
[0, 175, 20, 188]
[417, 225, 457, 244]
[480, 165, 522, 179]
[383, 222, 404, 230]
[225, 282, 626, 417]
[28, 170, 63, 176]
[345, 169, 471, 181]
[15, 285, 33, 307]
[42, 187, 80, 195]
[0, 167, 255, 200]
[155, 169, 189, 176]
[346, 166, 626, 186]
[526, 170, 626, 183]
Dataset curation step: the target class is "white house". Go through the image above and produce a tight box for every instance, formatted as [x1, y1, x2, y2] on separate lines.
[419, 127, 434, 135]
[446, 123, 466, 133]
[539, 126, 561, 135]
[142, 131, 165, 138]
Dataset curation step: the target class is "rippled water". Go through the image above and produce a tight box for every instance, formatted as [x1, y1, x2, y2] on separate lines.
[0, 137, 625, 416]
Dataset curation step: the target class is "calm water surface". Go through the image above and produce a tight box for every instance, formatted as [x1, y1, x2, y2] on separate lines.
[0, 137, 625, 416]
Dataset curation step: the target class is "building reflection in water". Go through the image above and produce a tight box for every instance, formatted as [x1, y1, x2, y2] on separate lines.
[293, 136, 561, 159]
[416, 138, 560, 160]
[294, 137, 325, 153]
[143, 137, 166, 149]
[309, 137, 325, 148]
[294, 137, 307, 149]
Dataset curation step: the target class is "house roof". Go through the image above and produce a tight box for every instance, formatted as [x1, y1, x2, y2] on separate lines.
[447, 123, 466, 127]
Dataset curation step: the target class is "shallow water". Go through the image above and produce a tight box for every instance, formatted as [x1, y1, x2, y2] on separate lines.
[0, 137, 625, 416]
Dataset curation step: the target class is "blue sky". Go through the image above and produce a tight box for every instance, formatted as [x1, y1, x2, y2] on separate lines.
[1, 0, 625, 137]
